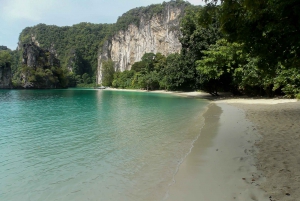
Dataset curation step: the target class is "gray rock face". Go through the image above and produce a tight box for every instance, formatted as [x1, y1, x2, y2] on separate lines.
[22, 43, 39, 68]
[21, 43, 63, 89]
[22, 43, 60, 68]
[97, 3, 185, 84]
[0, 64, 12, 89]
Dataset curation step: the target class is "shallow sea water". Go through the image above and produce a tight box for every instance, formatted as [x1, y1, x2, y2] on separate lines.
[0, 89, 208, 201]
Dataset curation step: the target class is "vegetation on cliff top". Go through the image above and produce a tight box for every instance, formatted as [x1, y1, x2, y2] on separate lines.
[19, 23, 112, 79]
[0, 50, 12, 68]
[113, 0, 189, 32]
[0, 47, 19, 74]
[17, 1, 190, 88]
[10, 43, 67, 89]
[0, 48, 13, 88]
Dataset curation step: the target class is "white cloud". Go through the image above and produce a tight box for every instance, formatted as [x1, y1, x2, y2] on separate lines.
[0, 0, 207, 49]
[1, 0, 205, 23]
[1, 0, 57, 21]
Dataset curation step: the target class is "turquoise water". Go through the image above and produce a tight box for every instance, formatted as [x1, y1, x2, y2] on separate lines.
[0, 89, 208, 201]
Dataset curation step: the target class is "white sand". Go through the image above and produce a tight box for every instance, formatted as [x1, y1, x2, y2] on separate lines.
[104, 88, 215, 99]
[215, 98, 297, 104]
[104, 88, 298, 103]
[166, 103, 269, 201]
[231, 101, 300, 201]
[167, 100, 300, 201]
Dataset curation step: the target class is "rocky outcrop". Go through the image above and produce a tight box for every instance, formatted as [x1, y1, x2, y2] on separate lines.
[0, 64, 12, 89]
[97, 2, 186, 84]
[20, 43, 65, 88]
[22, 43, 60, 68]
[0, 46, 9, 51]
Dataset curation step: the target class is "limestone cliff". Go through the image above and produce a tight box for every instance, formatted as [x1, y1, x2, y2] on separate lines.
[20, 43, 66, 88]
[97, 2, 186, 84]
[18, 22, 112, 80]
[22, 43, 60, 68]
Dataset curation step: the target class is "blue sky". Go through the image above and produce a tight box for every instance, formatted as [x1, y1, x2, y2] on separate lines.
[0, 0, 204, 50]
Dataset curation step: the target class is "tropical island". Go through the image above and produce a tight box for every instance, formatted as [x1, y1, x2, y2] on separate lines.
[1, 0, 300, 201]
[1, 0, 299, 98]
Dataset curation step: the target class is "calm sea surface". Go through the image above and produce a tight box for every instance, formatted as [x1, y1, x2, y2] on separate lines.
[0, 89, 208, 201]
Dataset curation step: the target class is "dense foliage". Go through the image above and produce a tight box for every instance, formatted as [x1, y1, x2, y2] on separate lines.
[9, 44, 67, 89]
[107, 52, 195, 91]
[0, 50, 12, 68]
[101, 60, 115, 87]
[105, 1, 300, 97]
[0, 49, 13, 88]
[190, 0, 300, 97]
[0, 47, 20, 77]
[19, 23, 112, 81]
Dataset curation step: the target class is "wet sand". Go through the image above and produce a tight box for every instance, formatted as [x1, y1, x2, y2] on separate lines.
[166, 103, 268, 201]
[167, 100, 300, 201]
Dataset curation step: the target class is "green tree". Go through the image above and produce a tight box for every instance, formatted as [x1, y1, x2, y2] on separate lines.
[131, 61, 146, 72]
[137, 71, 159, 90]
[82, 73, 90, 84]
[199, 0, 300, 97]
[176, 4, 222, 90]
[0, 50, 12, 68]
[196, 39, 249, 95]
[274, 66, 300, 98]
[153, 53, 166, 72]
[112, 70, 135, 89]
[161, 53, 189, 90]
[141, 53, 156, 72]
[101, 60, 115, 86]
[206, 0, 300, 71]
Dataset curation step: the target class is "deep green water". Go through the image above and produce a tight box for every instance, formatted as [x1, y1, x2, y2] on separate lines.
[0, 89, 208, 201]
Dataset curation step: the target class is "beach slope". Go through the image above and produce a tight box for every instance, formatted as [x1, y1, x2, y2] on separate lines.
[167, 99, 299, 201]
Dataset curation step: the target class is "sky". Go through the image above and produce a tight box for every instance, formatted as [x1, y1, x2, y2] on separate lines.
[0, 0, 204, 50]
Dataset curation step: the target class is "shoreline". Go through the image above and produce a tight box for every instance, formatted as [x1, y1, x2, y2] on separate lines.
[104, 88, 299, 103]
[107, 88, 300, 200]
[103, 88, 214, 99]
[166, 99, 299, 201]
[166, 103, 269, 201]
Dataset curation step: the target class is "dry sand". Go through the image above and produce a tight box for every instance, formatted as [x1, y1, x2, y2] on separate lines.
[231, 101, 300, 201]
[103, 88, 214, 99]
[167, 99, 300, 201]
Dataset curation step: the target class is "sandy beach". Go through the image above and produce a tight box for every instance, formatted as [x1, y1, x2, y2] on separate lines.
[166, 98, 299, 201]
[231, 101, 300, 201]
[105, 88, 300, 200]
[166, 103, 269, 201]
[103, 88, 214, 99]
